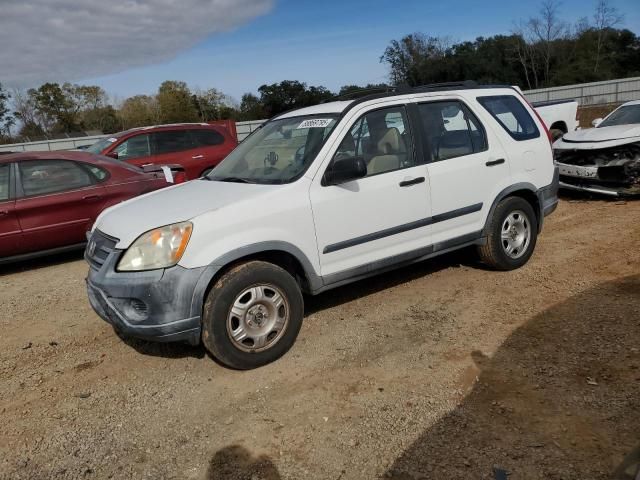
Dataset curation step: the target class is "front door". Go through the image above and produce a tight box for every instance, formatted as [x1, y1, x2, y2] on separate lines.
[310, 105, 432, 279]
[15, 159, 105, 252]
[0, 163, 23, 258]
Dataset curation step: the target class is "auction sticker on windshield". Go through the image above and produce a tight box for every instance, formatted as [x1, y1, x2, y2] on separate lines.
[297, 119, 333, 129]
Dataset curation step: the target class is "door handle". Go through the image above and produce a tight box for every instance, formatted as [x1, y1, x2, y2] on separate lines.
[82, 194, 102, 201]
[399, 177, 425, 187]
[486, 158, 505, 167]
[192, 155, 204, 159]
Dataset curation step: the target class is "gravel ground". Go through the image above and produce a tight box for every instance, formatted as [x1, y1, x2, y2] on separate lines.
[0, 197, 638, 480]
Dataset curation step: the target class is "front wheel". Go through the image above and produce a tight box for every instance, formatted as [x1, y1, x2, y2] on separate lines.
[201, 261, 304, 369]
[477, 196, 538, 270]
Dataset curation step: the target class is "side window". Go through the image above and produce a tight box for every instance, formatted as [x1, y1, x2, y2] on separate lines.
[19, 160, 93, 197]
[332, 106, 413, 177]
[0, 164, 9, 201]
[152, 131, 193, 155]
[190, 129, 225, 147]
[477, 95, 539, 141]
[418, 101, 487, 161]
[114, 134, 151, 160]
[85, 164, 108, 182]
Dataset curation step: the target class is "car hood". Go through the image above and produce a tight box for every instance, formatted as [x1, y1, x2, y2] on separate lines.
[566, 124, 640, 141]
[94, 179, 281, 248]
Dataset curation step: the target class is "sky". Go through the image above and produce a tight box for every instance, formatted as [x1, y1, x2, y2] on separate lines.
[2, 0, 639, 103]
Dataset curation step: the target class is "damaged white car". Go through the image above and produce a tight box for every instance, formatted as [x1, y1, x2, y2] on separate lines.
[554, 100, 640, 196]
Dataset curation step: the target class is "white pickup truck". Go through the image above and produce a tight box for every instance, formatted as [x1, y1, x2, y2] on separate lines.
[532, 99, 579, 140]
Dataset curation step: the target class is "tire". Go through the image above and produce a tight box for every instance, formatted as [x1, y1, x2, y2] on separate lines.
[477, 196, 538, 271]
[201, 261, 304, 369]
[550, 128, 564, 141]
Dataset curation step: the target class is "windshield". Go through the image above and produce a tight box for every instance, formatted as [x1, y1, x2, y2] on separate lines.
[599, 105, 640, 128]
[208, 115, 338, 184]
[85, 137, 119, 154]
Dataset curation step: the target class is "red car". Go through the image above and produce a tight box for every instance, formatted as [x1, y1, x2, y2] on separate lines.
[85, 123, 238, 179]
[0, 151, 185, 263]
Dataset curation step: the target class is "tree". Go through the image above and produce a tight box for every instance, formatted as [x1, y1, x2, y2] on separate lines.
[157, 81, 199, 123]
[118, 95, 160, 130]
[257, 80, 333, 117]
[238, 93, 266, 121]
[527, 0, 569, 86]
[0, 83, 15, 141]
[593, 0, 623, 73]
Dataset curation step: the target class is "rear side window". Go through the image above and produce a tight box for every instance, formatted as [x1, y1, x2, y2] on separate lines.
[19, 160, 93, 196]
[418, 101, 487, 161]
[0, 164, 9, 201]
[190, 129, 225, 147]
[478, 95, 539, 141]
[153, 131, 193, 155]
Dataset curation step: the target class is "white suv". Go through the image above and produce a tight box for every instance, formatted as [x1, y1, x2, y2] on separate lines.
[85, 83, 558, 369]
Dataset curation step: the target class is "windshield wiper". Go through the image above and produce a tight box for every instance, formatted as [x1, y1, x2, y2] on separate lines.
[210, 176, 253, 184]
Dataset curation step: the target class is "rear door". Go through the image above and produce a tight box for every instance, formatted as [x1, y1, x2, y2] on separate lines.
[415, 98, 510, 245]
[151, 130, 203, 179]
[188, 128, 231, 175]
[15, 159, 106, 252]
[0, 163, 23, 258]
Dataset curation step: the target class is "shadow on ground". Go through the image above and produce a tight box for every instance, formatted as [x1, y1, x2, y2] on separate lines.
[207, 445, 281, 480]
[118, 247, 479, 360]
[305, 246, 479, 315]
[0, 248, 84, 276]
[383, 275, 640, 480]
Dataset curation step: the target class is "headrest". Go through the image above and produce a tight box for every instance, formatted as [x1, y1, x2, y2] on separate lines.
[377, 128, 403, 154]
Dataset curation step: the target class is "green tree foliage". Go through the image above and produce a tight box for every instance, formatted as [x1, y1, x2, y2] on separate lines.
[0, 83, 15, 141]
[238, 93, 266, 121]
[380, 2, 635, 89]
[257, 80, 333, 117]
[157, 80, 199, 123]
[118, 95, 159, 130]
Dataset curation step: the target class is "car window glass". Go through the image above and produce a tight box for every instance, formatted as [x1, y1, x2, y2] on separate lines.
[418, 101, 487, 161]
[332, 106, 413, 177]
[86, 165, 108, 181]
[0, 164, 9, 201]
[478, 95, 539, 141]
[114, 134, 151, 160]
[153, 131, 193, 155]
[19, 160, 93, 196]
[190, 129, 224, 147]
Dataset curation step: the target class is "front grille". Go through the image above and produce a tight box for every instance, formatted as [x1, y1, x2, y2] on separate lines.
[86, 230, 118, 270]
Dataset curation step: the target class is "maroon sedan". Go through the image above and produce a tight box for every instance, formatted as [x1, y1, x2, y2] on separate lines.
[85, 123, 238, 180]
[0, 151, 185, 264]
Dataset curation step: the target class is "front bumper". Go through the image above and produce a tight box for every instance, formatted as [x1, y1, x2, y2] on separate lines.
[555, 161, 640, 197]
[85, 238, 211, 345]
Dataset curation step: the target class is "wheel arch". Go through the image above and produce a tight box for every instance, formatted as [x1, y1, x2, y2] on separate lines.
[549, 121, 568, 133]
[482, 184, 542, 237]
[189, 242, 322, 322]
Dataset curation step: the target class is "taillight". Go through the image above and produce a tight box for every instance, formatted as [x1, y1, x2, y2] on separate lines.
[174, 172, 187, 184]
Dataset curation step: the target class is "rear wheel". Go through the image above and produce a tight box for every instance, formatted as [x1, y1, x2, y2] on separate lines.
[201, 261, 304, 369]
[478, 196, 537, 270]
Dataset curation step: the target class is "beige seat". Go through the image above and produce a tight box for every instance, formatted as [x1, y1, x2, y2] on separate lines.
[367, 128, 406, 175]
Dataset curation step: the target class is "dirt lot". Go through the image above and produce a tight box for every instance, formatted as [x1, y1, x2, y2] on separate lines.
[1, 197, 639, 480]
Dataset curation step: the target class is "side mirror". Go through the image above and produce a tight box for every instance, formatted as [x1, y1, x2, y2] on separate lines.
[323, 156, 367, 185]
[592, 118, 603, 128]
[106, 151, 119, 160]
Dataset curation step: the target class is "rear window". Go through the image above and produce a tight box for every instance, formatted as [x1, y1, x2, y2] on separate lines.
[477, 95, 539, 141]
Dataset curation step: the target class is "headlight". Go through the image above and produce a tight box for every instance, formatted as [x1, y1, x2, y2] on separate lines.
[117, 221, 193, 271]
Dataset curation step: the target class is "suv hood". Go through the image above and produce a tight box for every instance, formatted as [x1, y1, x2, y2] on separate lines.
[94, 179, 280, 248]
